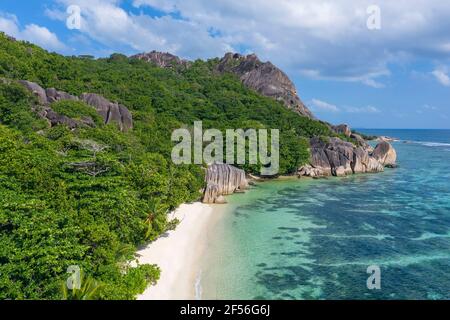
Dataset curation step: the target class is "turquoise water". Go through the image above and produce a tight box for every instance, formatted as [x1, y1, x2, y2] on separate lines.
[202, 129, 450, 300]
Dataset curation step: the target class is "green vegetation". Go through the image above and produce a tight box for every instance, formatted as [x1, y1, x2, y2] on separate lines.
[0, 32, 338, 299]
[51, 100, 104, 125]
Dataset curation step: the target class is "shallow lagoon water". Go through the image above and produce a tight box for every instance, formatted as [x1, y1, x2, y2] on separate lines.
[201, 129, 450, 300]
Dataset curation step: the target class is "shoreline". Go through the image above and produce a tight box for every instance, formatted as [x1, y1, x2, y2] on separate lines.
[136, 202, 228, 300]
[135, 165, 392, 300]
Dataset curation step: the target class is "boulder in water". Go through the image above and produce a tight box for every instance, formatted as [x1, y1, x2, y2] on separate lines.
[372, 141, 397, 166]
[299, 136, 390, 178]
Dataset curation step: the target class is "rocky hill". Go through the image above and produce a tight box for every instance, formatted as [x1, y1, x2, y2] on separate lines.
[216, 53, 313, 118]
[131, 51, 192, 69]
[133, 51, 314, 118]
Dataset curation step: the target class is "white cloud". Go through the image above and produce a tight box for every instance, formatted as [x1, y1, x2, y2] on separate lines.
[423, 104, 438, 110]
[49, 0, 231, 59]
[300, 68, 389, 88]
[310, 99, 340, 112]
[345, 106, 380, 113]
[0, 13, 20, 36]
[22, 24, 66, 51]
[417, 104, 439, 114]
[129, 0, 450, 87]
[0, 13, 66, 51]
[41, 0, 450, 88]
[432, 68, 450, 87]
[310, 99, 381, 114]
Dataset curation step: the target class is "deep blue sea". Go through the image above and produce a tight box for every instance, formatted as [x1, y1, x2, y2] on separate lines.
[202, 129, 450, 300]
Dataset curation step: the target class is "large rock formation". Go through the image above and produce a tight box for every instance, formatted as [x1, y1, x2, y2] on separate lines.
[19, 80, 48, 105]
[18, 80, 133, 132]
[333, 124, 352, 137]
[372, 141, 397, 167]
[132, 51, 191, 69]
[202, 163, 249, 204]
[44, 109, 78, 129]
[133, 50, 313, 118]
[217, 53, 313, 118]
[45, 88, 79, 103]
[298, 136, 394, 178]
[80, 93, 133, 132]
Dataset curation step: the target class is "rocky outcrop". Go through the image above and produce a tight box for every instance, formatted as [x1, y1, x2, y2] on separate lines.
[298, 136, 395, 178]
[45, 88, 79, 103]
[19, 80, 48, 105]
[202, 163, 249, 204]
[372, 141, 397, 167]
[352, 146, 385, 173]
[80, 93, 133, 132]
[350, 132, 372, 150]
[43, 108, 78, 129]
[217, 53, 313, 118]
[18, 80, 133, 132]
[132, 51, 191, 69]
[333, 124, 352, 137]
[133, 50, 313, 118]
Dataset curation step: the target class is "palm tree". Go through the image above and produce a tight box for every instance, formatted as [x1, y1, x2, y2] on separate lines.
[61, 270, 103, 300]
[144, 199, 168, 240]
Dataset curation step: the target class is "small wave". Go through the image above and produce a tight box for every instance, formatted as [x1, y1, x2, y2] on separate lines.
[406, 140, 450, 147]
[421, 142, 450, 147]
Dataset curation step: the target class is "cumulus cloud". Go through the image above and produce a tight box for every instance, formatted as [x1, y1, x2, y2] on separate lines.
[309, 99, 380, 114]
[43, 0, 450, 87]
[48, 0, 231, 58]
[310, 99, 340, 112]
[129, 0, 450, 87]
[417, 104, 439, 114]
[345, 106, 380, 113]
[432, 68, 450, 87]
[0, 13, 66, 51]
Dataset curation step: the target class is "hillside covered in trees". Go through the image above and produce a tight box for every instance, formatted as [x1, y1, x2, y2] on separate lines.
[0, 32, 343, 299]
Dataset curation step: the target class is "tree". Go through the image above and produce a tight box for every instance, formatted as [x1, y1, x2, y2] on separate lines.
[61, 270, 104, 300]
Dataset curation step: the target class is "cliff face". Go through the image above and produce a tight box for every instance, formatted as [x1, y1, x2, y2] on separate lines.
[80, 93, 133, 132]
[298, 136, 396, 178]
[217, 53, 313, 118]
[18, 80, 133, 132]
[202, 163, 249, 204]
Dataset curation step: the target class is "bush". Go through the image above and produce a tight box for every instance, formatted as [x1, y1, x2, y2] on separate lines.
[51, 100, 104, 126]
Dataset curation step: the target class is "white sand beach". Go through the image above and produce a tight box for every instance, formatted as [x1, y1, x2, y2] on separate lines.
[136, 202, 226, 300]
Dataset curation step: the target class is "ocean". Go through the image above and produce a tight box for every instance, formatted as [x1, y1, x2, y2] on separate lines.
[200, 129, 450, 300]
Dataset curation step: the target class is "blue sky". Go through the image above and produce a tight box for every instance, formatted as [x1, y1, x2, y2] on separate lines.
[1, 0, 450, 129]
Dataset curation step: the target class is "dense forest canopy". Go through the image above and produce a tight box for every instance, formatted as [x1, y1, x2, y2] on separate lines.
[0, 32, 344, 299]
